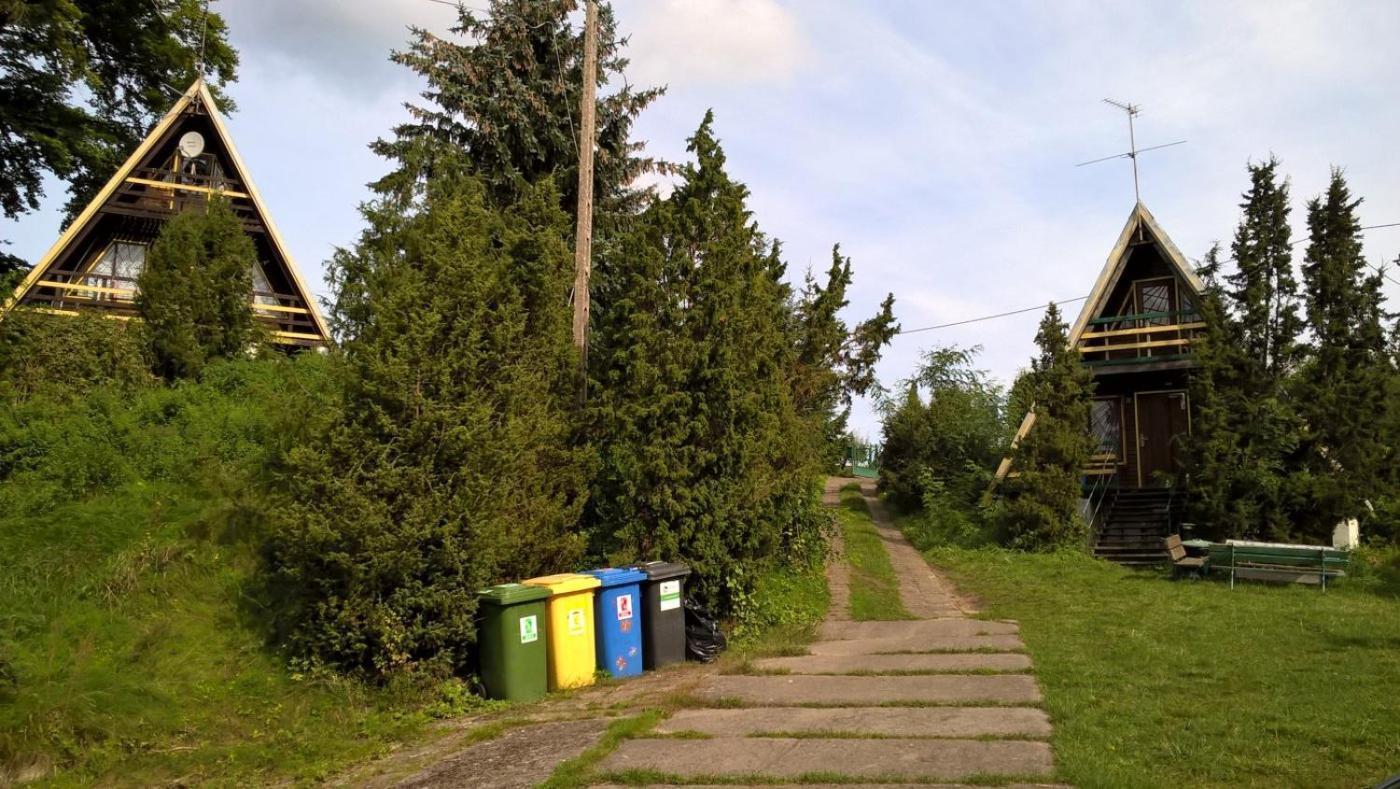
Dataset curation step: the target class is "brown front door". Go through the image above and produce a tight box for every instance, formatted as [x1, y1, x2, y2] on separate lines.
[1136, 391, 1189, 486]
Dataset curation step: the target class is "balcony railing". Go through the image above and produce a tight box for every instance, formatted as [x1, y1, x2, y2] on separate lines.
[1077, 309, 1205, 367]
[21, 272, 321, 345]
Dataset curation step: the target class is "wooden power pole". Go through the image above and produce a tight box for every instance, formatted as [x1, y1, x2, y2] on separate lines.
[571, 0, 599, 358]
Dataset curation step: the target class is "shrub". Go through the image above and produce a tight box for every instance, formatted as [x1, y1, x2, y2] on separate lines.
[0, 310, 150, 401]
[265, 165, 590, 678]
[137, 198, 258, 380]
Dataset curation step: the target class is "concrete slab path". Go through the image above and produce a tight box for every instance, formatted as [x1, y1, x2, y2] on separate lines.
[596, 478, 1061, 786]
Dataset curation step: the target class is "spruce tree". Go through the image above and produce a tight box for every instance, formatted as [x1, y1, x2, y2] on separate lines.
[1294, 169, 1390, 538]
[1227, 157, 1302, 376]
[137, 199, 256, 380]
[1184, 160, 1306, 540]
[372, 0, 661, 215]
[267, 162, 590, 677]
[997, 302, 1095, 550]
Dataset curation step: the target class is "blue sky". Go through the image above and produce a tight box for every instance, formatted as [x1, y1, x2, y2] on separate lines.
[6, 0, 1400, 439]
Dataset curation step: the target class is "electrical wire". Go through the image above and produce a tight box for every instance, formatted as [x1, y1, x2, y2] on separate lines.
[894, 221, 1400, 336]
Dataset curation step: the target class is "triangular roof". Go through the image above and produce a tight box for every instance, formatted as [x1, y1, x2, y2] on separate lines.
[2, 79, 330, 346]
[991, 201, 1204, 485]
[1067, 201, 1205, 345]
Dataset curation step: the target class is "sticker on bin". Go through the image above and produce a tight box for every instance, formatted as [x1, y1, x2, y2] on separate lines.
[616, 594, 634, 620]
[520, 615, 538, 644]
[659, 580, 681, 611]
[567, 608, 587, 636]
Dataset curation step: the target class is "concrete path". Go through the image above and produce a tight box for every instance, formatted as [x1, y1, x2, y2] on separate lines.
[599, 478, 1063, 787]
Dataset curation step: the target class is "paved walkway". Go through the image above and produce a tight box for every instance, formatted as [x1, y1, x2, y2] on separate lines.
[599, 478, 1063, 786]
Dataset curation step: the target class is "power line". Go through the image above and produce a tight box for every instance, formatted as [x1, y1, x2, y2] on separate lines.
[894, 221, 1400, 337]
[896, 297, 1088, 336]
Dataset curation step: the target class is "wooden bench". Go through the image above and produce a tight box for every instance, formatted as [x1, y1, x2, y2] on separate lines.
[1207, 541, 1349, 590]
[1164, 534, 1207, 577]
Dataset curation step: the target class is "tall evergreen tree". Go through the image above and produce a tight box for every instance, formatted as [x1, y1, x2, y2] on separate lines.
[1227, 157, 1302, 376]
[791, 246, 897, 467]
[1185, 161, 1306, 540]
[371, 0, 661, 216]
[997, 302, 1094, 550]
[137, 199, 256, 380]
[268, 163, 590, 677]
[1294, 169, 1390, 537]
[587, 114, 831, 613]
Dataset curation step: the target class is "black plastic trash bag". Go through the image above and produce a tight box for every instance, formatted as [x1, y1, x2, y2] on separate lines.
[683, 598, 727, 663]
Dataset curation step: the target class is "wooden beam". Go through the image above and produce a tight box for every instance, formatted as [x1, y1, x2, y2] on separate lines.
[125, 176, 250, 199]
[1078, 337, 1193, 355]
[1079, 321, 1206, 341]
[36, 280, 137, 297]
[253, 303, 310, 315]
[30, 308, 133, 322]
[272, 330, 323, 341]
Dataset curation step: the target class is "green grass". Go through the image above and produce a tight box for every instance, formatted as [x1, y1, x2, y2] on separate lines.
[925, 546, 1400, 788]
[837, 487, 913, 621]
[537, 710, 666, 789]
[0, 359, 468, 785]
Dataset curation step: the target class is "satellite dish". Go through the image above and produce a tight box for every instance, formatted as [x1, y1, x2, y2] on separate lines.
[178, 131, 205, 159]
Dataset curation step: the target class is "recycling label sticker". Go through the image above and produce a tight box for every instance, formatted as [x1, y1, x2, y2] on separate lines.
[567, 608, 587, 636]
[659, 580, 681, 611]
[616, 593, 634, 621]
[519, 615, 538, 644]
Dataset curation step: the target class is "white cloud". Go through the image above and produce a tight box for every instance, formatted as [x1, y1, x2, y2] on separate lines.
[617, 0, 808, 86]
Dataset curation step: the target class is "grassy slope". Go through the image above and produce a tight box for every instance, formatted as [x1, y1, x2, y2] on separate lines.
[927, 546, 1400, 788]
[0, 360, 460, 785]
[836, 486, 912, 621]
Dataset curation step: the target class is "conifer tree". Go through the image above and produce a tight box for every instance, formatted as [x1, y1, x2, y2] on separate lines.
[267, 162, 589, 677]
[587, 114, 829, 612]
[1184, 245, 1291, 538]
[791, 246, 898, 466]
[1294, 170, 1390, 537]
[137, 199, 256, 380]
[1184, 161, 1306, 540]
[372, 0, 661, 216]
[997, 302, 1094, 549]
[1227, 157, 1302, 376]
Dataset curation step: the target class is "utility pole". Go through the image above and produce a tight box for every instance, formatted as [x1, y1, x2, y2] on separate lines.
[572, 0, 599, 365]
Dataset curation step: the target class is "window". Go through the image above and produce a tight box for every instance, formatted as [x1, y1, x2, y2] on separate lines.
[251, 261, 279, 308]
[82, 241, 146, 300]
[1090, 398, 1122, 459]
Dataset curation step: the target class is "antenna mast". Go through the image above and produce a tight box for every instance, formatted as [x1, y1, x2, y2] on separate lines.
[1076, 99, 1186, 205]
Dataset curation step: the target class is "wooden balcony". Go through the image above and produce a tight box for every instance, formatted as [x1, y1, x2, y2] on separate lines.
[1077, 309, 1205, 369]
[20, 271, 322, 346]
[102, 167, 263, 233]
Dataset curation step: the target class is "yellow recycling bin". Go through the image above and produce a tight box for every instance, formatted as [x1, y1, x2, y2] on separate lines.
[521, 573, 601, 690]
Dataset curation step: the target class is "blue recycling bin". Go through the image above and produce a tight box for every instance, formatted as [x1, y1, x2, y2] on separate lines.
[584, 567, 646, 678]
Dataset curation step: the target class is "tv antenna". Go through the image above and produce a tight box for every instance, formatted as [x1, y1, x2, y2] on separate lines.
[1076, 99, 1186, 203]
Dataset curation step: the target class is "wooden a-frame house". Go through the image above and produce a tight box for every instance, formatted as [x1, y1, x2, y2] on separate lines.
[1, 80, 329, 348]
[997, 202, 1208, 563]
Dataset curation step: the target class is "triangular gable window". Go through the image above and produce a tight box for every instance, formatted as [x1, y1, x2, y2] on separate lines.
[82, 241, 146, 301]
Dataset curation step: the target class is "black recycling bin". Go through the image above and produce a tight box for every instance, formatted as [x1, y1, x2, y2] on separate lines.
[628, 560, 691, 669]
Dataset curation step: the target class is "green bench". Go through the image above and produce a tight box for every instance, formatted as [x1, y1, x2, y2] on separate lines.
[1207, 541, 1349, 590]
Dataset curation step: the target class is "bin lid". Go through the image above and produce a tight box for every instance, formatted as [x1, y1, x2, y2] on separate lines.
[583, 567, 647, 588]
[629, 560, 691, 581]
[522, 573, 601, 595]
[477, 583, 550, 606]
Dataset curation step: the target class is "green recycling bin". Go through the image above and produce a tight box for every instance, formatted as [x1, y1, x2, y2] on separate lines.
[477, 583, 550, 701]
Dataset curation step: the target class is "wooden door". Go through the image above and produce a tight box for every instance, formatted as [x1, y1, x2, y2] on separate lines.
[1136, 391, 1189, 486]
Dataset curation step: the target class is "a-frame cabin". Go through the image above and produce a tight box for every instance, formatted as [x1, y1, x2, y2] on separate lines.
[999, 202, 1207, 563]
[2, 80, 329, 349]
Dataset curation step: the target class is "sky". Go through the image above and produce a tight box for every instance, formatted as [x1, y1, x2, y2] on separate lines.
[6, 0, 1400, 440]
